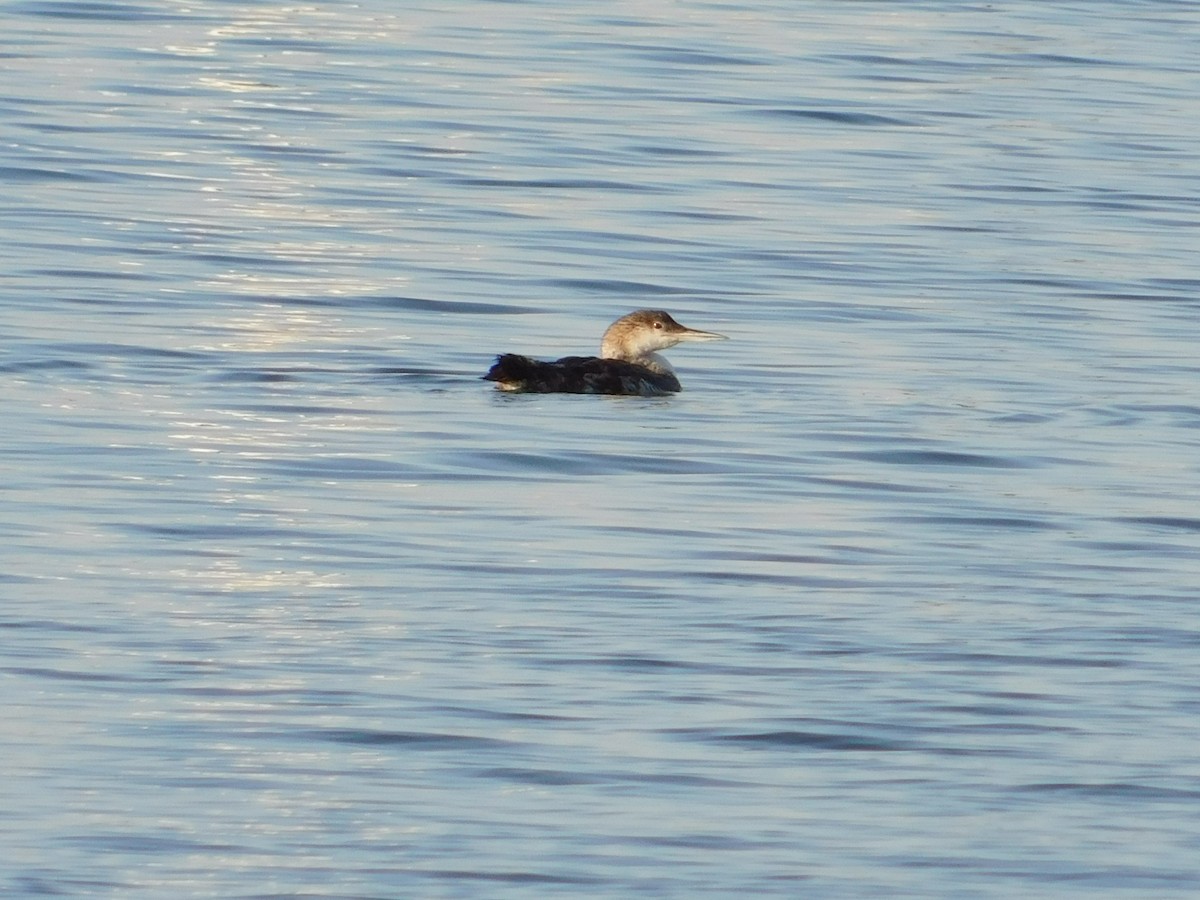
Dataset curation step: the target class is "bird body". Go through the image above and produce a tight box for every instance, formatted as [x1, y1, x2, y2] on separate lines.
[486, 353, 682, 395]
[484, 310, 726, 396]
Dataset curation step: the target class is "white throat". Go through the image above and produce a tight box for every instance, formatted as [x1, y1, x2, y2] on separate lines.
[633, 351, 675, 376]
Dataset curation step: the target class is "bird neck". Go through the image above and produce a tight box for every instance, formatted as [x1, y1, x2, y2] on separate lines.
[601, 328, 672, 369]
[627, 351, 674, 375]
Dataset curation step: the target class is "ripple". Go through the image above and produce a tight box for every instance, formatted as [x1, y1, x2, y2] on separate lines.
[0, 165, 100, 183]
[308, 728, 515, 751]
[372, 296, 537, 315]
[685, 728, 922, 753]
[451, 176, 670, 192]
[1016, 782, 1200, 801]
[755, 108, 919, 127]
[13, 1, 187, 21]
[1120, 516, 1200, 532]
[825, 449, 1036, 469]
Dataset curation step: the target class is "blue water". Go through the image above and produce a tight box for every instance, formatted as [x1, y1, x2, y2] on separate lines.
[4, 1, 1200, 896]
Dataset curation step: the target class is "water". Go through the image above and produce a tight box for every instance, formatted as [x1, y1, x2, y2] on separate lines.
[4, 1, 1200, 896]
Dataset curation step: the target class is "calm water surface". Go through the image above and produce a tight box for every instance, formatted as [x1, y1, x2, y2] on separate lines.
[3, 1, 1200, 896]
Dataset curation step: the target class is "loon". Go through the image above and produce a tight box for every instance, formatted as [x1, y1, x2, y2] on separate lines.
[484, 309, 727, 396]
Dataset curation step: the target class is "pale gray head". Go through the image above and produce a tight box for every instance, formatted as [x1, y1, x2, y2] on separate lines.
[599, 309, 727, 366]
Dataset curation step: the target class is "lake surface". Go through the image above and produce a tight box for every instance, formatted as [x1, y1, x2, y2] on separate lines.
[3, 1, 1200, 896]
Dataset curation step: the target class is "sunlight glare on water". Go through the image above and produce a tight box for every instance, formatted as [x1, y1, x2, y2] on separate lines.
[3, 1, 1200, 896]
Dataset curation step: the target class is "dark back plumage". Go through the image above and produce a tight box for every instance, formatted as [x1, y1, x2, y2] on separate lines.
[484, 354, 680, 396]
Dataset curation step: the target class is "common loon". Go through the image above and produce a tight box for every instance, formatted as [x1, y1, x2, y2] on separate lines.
[484, 309, 727, 396]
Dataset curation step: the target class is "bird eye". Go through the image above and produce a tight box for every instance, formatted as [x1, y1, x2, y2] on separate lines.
[653, 321, 663, 329]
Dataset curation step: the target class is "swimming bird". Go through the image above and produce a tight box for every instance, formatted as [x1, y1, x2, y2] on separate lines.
[484, 309, 727, 396]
